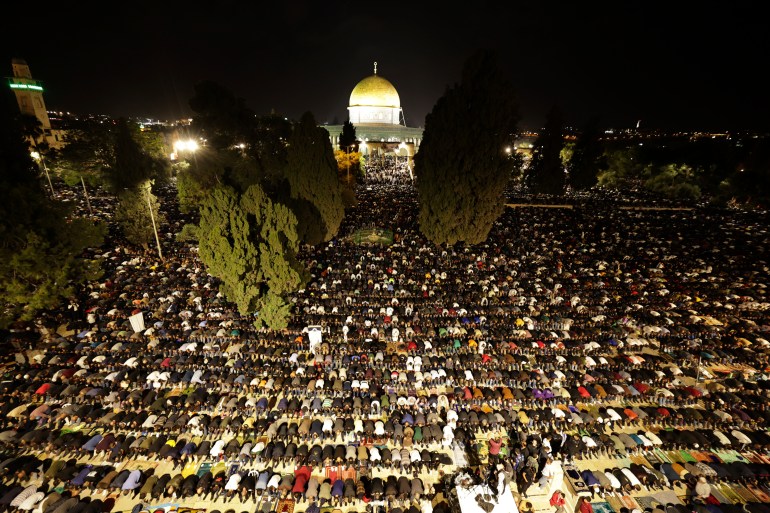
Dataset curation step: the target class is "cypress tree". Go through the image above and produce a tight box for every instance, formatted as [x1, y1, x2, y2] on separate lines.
[195, 183, 307, 328]
[415, 50, 519, 246]
[285, 112, 345, 244]
[568, 117, 606, 190]
[528, 106, 565, 195]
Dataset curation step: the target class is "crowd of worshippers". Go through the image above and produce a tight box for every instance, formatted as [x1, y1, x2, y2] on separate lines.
[358, 155, 412, 186]
[2, 166, 770, 513]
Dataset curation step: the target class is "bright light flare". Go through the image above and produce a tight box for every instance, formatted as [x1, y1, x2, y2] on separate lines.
[174, 139, 199, 152]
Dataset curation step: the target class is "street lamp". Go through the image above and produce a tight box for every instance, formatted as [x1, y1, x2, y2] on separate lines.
[31, 151, 55, 198]
[141, 181, 163, 261]
[172, 139, 199, 161]
[174, 139, 199, 153]
[344, 144, 356, 183]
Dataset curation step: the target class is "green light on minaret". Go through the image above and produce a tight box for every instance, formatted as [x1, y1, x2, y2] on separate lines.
[10, 83, 43, 91]
[8, 78, 44, 92]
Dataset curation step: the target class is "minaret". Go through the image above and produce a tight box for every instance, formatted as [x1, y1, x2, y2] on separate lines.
[8, 58, 57, 146]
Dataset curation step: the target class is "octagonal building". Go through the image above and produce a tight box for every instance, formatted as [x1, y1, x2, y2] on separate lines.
[324, 63, 423, 158]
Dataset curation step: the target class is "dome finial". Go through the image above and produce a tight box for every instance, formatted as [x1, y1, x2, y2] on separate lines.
[374, 61, 378, 75]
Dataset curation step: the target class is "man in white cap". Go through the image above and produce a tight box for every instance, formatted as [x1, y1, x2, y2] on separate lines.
[694, 476, 711, 503]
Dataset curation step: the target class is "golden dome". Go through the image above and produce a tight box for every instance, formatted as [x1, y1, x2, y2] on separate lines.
[349, 75, 400, 108]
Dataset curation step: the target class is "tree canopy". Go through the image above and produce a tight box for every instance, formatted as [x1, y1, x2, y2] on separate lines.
[528, 106, 565, 195]
[189, 80, 257, 151]
[285, 112, 345, 244]
[193, 183, 307, 329]
[50, 119, 114, 186]
[181, 82, 348, 327]
[0, 92, 105, 327]
[339, 119, 357, 152]
[114, 181, 165, 248]
[415, 50, 519, 246]
[103, 118, 161, 193]
[567, 117, 606, 190]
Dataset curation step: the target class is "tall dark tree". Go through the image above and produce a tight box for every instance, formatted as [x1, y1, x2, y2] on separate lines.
[285, 112, 345, 244]
[251, 113, 292, 189]
[114, 182, 165, 248]
[528, 106, 565, 195]
[415, 49, 519, 246]
[18, 114, 48, 153]
[136, 128, 172, 185]
[50, 120, 114, 186]
[189, 80, 256, 151]
[104, 118, 153, 193]
[727, 136, 770, 206]
[568, 117, 606, 190]
[189, 82, 292, 189]
[338, 119, 357, 152]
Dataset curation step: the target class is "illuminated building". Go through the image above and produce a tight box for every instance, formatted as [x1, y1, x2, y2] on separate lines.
[323, 62, 423, 159]
[8, 58, 65, 149]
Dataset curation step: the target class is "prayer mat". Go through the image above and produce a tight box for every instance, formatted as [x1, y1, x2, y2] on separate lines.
[645, 451, 664, 465]
[715, 483, 745, 504]
[120, 460, 158, 472]
[733, 485, 759, 503]
[622, 496, 641, 510]
[606, 495, 625, 513]
[705, 452, 723, 464]
[690, 451, 712, 463]
[708, 485, 732, 504]
[653, 449, 671, 464]
[714, 451, 742, 464]
[678, 450, 697, 463]
[635, 496, 662, 510]
[591, 501, 615, 513]
[276, 498, 295, 513]
[324, 465, 339, 482]
[651, 490, 684, 505]
[564, 465, 589, 494]
[747, 485, 770, 503]
[197, 462, 212, 478]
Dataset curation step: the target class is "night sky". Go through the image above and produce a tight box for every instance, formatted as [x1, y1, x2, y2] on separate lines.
[3, 1, 768, 131]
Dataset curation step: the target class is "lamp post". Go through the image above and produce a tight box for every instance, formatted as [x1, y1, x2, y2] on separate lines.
[344, 144, 355, 183]
[397, 141, 408, 170]
[31, 151, 55, 198]
[81, 176, 93, 216]
[142, 182, 163, 261]
[173, 139, 199, 161]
